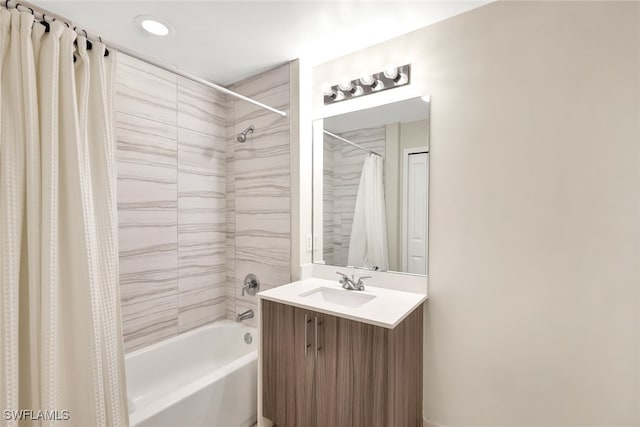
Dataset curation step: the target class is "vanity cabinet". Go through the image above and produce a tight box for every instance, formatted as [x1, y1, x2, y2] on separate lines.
[261, 300, 423, 427]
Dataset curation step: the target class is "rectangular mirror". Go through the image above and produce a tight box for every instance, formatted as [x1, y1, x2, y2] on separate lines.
[312, 96, 430, 275]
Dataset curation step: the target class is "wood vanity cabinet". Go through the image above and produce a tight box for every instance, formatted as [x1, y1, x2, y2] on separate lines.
[261, 300, 423, 427]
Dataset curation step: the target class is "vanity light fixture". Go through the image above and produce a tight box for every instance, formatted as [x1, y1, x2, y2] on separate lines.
[360, 72, 375, 86]
[338, 79, 364, 96]
[323, 64, 411, 105]
[371, 80, 385, 91]
[135, 15, 174, 37]
[383, 63, 409, 85]
[321, 82, 345, 101]
[383, 64, 399, 79]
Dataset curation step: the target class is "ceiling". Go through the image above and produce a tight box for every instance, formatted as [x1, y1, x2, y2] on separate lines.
[34, 1, 490, 85]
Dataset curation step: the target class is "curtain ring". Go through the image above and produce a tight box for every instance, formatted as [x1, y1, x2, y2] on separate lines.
[82, 29, 87, 38]
[99, 36, 109, 57]
[16, 4, 33, 14]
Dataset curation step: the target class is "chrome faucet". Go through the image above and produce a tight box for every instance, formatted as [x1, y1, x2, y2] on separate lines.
[236, 309, 254, 322]
[336, 272, 370, 291]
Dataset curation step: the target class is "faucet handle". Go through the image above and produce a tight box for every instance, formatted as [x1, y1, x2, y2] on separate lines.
[355, 275, 371, 290]
[242, 274, 260, 296]
[336, 271, 348, 278]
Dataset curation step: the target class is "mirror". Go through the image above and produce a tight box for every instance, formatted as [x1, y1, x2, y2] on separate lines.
[312, 96, 430, 275]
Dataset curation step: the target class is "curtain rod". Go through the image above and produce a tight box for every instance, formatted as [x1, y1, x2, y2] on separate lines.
[323, 130, 382, 157]
[5, 0, 288, 118]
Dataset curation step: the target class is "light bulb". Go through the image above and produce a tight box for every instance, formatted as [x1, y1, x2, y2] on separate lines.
[383, 63, 398, 80]
[351, 85, 364, 96]
[321, 82, 333, 96]
[338, 79, 353, 92]
[360, 72, 375, 86]
[333, 90, 345, 101]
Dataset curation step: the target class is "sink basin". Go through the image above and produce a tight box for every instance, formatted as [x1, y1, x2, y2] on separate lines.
[299, 287, 376, 308]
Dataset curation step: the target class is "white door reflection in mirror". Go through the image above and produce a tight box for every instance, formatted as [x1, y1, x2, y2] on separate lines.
[403, 150, 429, 275]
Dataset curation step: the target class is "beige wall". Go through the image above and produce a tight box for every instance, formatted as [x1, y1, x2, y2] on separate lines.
[312, 1, 640, 425]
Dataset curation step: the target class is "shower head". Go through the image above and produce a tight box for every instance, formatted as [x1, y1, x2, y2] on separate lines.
[236, 125, 255, 142]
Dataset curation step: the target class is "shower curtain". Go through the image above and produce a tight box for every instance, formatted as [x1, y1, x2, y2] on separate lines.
[347, 154, 389, 271]
[0, 9, 128, 426]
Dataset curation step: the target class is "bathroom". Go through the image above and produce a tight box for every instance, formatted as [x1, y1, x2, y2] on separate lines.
[0, 1, 638, 426]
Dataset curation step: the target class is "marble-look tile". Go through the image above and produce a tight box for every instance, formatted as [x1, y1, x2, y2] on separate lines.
[121, 292, 178, 352]
[116, 112, 177, 168]
[178, 286, 227, 332]
[225, 106, 237, 318]
[115, 54, 177, 125]
[228, 64, 289, 120]
[115, 57, 293, 345]
[323, 142, 335, 264]
[117, 161, 177, 210]
[227, 63, 292, 318]
[117, 159, 178, 352]
[178, 128, 225, 172]
[116, 55, 247, 351]
[178, 77, 226, 136]
[178, 124, 226, 316]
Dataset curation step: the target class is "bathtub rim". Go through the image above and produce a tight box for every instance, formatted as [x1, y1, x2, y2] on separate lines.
[125, 319, 257, 359]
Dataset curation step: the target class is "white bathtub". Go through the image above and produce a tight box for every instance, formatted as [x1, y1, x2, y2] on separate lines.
[126, 320, 258, 427]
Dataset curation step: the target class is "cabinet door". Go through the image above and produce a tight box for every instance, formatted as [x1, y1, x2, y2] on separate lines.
[292, 307, 316, 427]
[315, 312, 389, 427]
[387, 304, 423, 426]
[262, 300, 315, 427]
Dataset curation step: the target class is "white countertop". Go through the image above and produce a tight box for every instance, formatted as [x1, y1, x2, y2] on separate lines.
[258, 278, 427, 329]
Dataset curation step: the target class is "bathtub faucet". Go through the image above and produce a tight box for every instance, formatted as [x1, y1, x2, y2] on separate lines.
[236, 309, 254, 322]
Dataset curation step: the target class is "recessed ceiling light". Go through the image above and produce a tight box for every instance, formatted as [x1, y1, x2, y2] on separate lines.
[134, 15, 174, 37]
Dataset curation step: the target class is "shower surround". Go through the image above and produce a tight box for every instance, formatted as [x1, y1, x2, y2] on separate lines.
[115, 54, 292, 351]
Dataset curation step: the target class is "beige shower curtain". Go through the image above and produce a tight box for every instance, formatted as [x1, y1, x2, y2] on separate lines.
[0, 9, 128, 426]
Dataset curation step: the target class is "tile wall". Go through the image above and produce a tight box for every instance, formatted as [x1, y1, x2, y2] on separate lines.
[225, 64, 292, 327]
[115, 54, 292, 350]
[116, 54, 227, 351]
